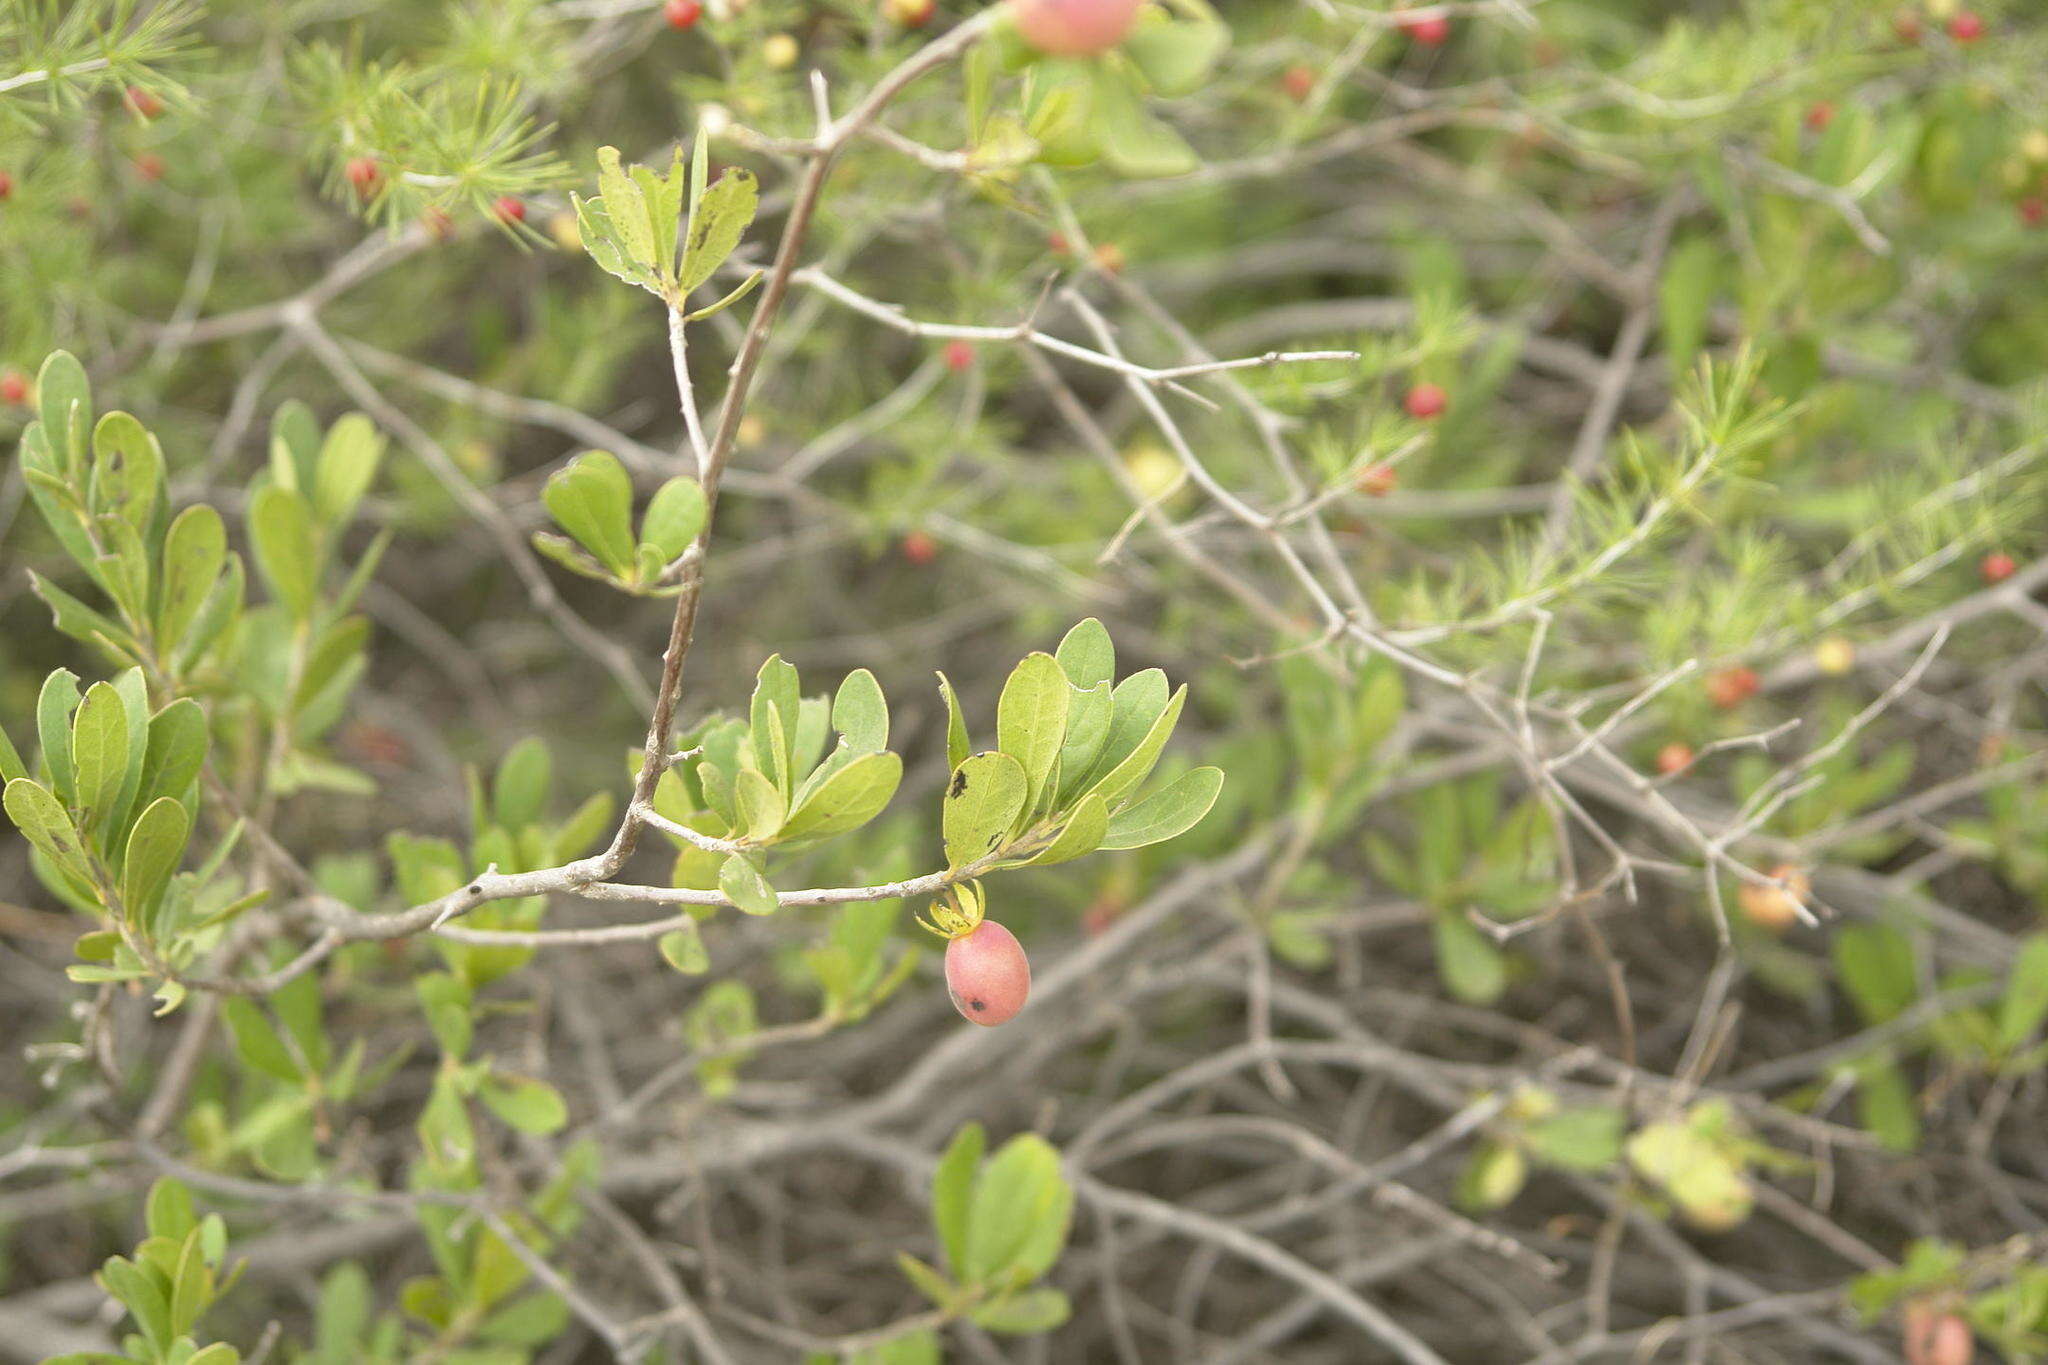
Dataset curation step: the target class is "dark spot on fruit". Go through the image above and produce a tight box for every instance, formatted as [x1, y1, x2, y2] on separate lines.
[949, 770, 968, 797]
[970, 999, 986, 1011]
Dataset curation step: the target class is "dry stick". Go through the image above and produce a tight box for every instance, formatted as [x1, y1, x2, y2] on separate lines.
[605, 12, 1000, 877]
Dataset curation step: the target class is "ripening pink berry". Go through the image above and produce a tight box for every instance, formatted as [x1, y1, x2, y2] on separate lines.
[1981, 551, 2016, 584]
[1904, 1305, 1974, 1365]
[1805, 101, 1835, 132]
[0, 170, 12, 200]
[945, 919, 1030, 1026]
[1705, 665, 1759, 710]
[901, 529, 938, 565]
[1655, 742, 1693, 775]
[1947, 12, 1984, 44]
[1405, 382, 1447, 419]
[124, 86, 164, 120]
[1398, 11, 1451, 47]
[665, 0, 703, 29]
[1, 370, 29, 407]
[345, 156, 381, 198]
[133, 153, 166, 182]
[1010, 0, 1144, 57]
[1281, 64, 1316, 103]
[493, 196, 527, 225]
[944, 339, 975, 372]
[2022, 198, 2047, 228]
[1355, 463, 1397, 496]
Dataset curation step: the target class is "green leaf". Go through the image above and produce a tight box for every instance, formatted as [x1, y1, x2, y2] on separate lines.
[780, 751, 901, 843]
[479, 1073, 568, 1135]
[997, 652, 1069, 820]
[36, 350, 91, 473]
[1020, 791, 1107, 866]
[719, 853, 778, 915]
[895, 1252, 958, 1311]
[1434, 911, 1506, 1005]
[678, 165, 759, 297]
[1122, 8, 1228, 97]
[1078, 669, 1167, 795]
[659, 922, 709, 975]
[4, 779, 94, 885]
[145, 1178, 197, 1242]
[221, 998, 302, 1083]
[0, 721, 24, 787]
[137, 699, 208, 811]
[932, 1121, 985, 1276]
[596, 146, 657, 272]
[936, 671, 970, 771]
[964, 1133, 1073, 1286]
[36, 670, 82, 804]
[942, 752, 1029, 868]
[270, 400, 321, 492]
[1855, 1055, 1920, 1153]
[1054, 618, 1115, 688]
[1100, 766, 1222, 850]
[572, 194, 659, 293]
[1998, 934, 2048, 1052]
[492, 737, 552, 832]
[542, 451, 638, 576]
[157, 505, 227, 651]
[1660, 236, 1722, 383]
[832, 668, 889, 755]
[1093, 69, 1197, 177]
[1834, 924, 1916, 1026]
[312, 413, 385, 524]
[70, 681, 130, 825]
[972, 1287, 1072, 1334]
[638, 475, 707, 562]
[748, 655, 802, 790]
[1053, 680, 1113, 807]
[733, 766, 788, 841]
[1524, 1107, 1626, 1172]
[89, 410, 164, 536]
[248, 484, 320, 621]
[1081, 684, 1186, 807]
[120, 798, 190, 927]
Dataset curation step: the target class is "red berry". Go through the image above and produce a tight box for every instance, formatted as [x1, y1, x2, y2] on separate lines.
[1404, 382, 1447, 419]
[943, 339, 975, 372]
[1655, 742, 1694, 776]
[901, 529, 938, 565]
[1903, 1305, 1974, 1365]
[1397, 11, 1451, 46]
[944, 919, 1031, 1026]
[133, 153, 165, 182]
[664, 0, 703, 29]
[1981, 551, 2017, 584]
[1010, 0, 1144, 57]
[1355, 463, 1397, 497]
[1706, 666, 1759, 710]
[344, 156, 381, 198]
[124, 86, 164, 120]
[1092, 241, 1125, 274]
[1282, 64, 1316, 103]
[1948, 12, 1984, 43]
[493, 195, 527, 225]
[1047, 230, 1072, 255]
[0, 171, 13, 200]
[2020, 198, 2045, 228]
[885, 0, 936, 25]
[1804, 101, 1835, 133]
[0, 370, 29, 407]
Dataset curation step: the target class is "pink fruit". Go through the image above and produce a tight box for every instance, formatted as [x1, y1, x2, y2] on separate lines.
[345, 156, 381, 198]
[945, 919, 1031, 1026]
[1655, 742, 1693, 775]
[124, 86, 164, 120]
[0, 370, 28, 407]
[1904, 1305, 1974, 1365]
[1009, 0, 1143, 57]
[665, 0, 702, 29]
[1404, 382, 1447, 419]
[1948, 12, 1984, 44]
[1398, 11, 1451, 47]
[944, 339, 975, 372]
[1981, 551, 2017, 584]
[901, 529, 938, 565]
[493, 196, 527, 225]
